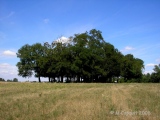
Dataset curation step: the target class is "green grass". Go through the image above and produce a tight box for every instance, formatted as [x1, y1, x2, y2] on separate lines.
[0, 82, 159, 120]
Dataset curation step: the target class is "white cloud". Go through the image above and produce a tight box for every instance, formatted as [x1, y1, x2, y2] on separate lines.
[43, 18, 50, 23]
[53, 36, 71, 44]
[0, 63, 49, 82]
[121, 46, 134, 53]
[125, 46, 134, 50]
[0, 63, 17, 75]
[143, 70, 154, 74]
[146, 63, 157, 67]
[2, 50, 16, 56]
[0, 63, 23, 81]
[156, 59, 160, 63]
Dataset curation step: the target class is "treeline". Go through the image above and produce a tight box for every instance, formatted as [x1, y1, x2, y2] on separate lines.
[142, 64, 160, 83]
[0, 78, 18, 82]
[16, 29, 156, 83]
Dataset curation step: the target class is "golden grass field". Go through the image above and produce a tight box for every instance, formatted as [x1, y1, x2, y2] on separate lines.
[0, 82, 159, 120]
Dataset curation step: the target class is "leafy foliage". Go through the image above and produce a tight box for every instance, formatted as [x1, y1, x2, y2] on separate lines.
[0, 78, 5, 82]
[13, 78, 18, 82]
[16, 29, 145, 82]
[142, 64, 160, 83]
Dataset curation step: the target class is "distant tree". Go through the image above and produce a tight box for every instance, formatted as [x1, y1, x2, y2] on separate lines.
[121, 54, 144, 82]
[16, 43, 46, 82]
[71, 32, 91, 82]
[54, 43, 68, 83]
[16, 44, 33, 78]
[16, 29, 144, 83]
[142, 73, 151, 82]
[31, 43, 46, 82]
[0, 78, 5, 82]
[102, 43, 123, 82]
[13, 78, 18, 82]
[132, 58, 144, 82]
[151, 64, 160, 83]
[7, 79, 12, 82]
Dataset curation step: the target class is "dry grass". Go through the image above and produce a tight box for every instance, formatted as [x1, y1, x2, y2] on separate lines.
[0, 82, 159, 120]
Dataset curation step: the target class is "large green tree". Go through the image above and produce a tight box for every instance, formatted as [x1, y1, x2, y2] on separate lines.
[16, 44, 33, 78]
[16, 29, 144, 83]
[121, 54, 144, 82]
[16, 43, 46, 82]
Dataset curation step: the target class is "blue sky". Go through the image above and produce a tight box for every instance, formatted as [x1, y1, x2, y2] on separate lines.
[0, 0, 160, 81]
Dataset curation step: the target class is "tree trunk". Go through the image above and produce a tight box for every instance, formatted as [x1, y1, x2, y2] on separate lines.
[48, 77, 50, 82]
[38, 75, 41, 82]
[53, 77, 56, 82]
[61, 75, 63, 83]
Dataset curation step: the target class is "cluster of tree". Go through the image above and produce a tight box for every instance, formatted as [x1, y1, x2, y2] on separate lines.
[0, 78, 18, 82]
[0, 78, 5, 82]
[16, 29, 145, 83]
[142, 64, 160, 83]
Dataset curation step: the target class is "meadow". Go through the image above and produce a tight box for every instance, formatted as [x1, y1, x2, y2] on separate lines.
[0, 82, 159, 120]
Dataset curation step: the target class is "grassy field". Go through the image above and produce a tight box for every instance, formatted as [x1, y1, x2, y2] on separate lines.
[0, 82, 159, 120]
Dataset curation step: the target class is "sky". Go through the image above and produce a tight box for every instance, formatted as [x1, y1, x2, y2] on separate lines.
[0, 0, 160, 82]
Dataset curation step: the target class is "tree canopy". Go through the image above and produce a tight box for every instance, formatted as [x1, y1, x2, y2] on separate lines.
[16, 29, 146, 83]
